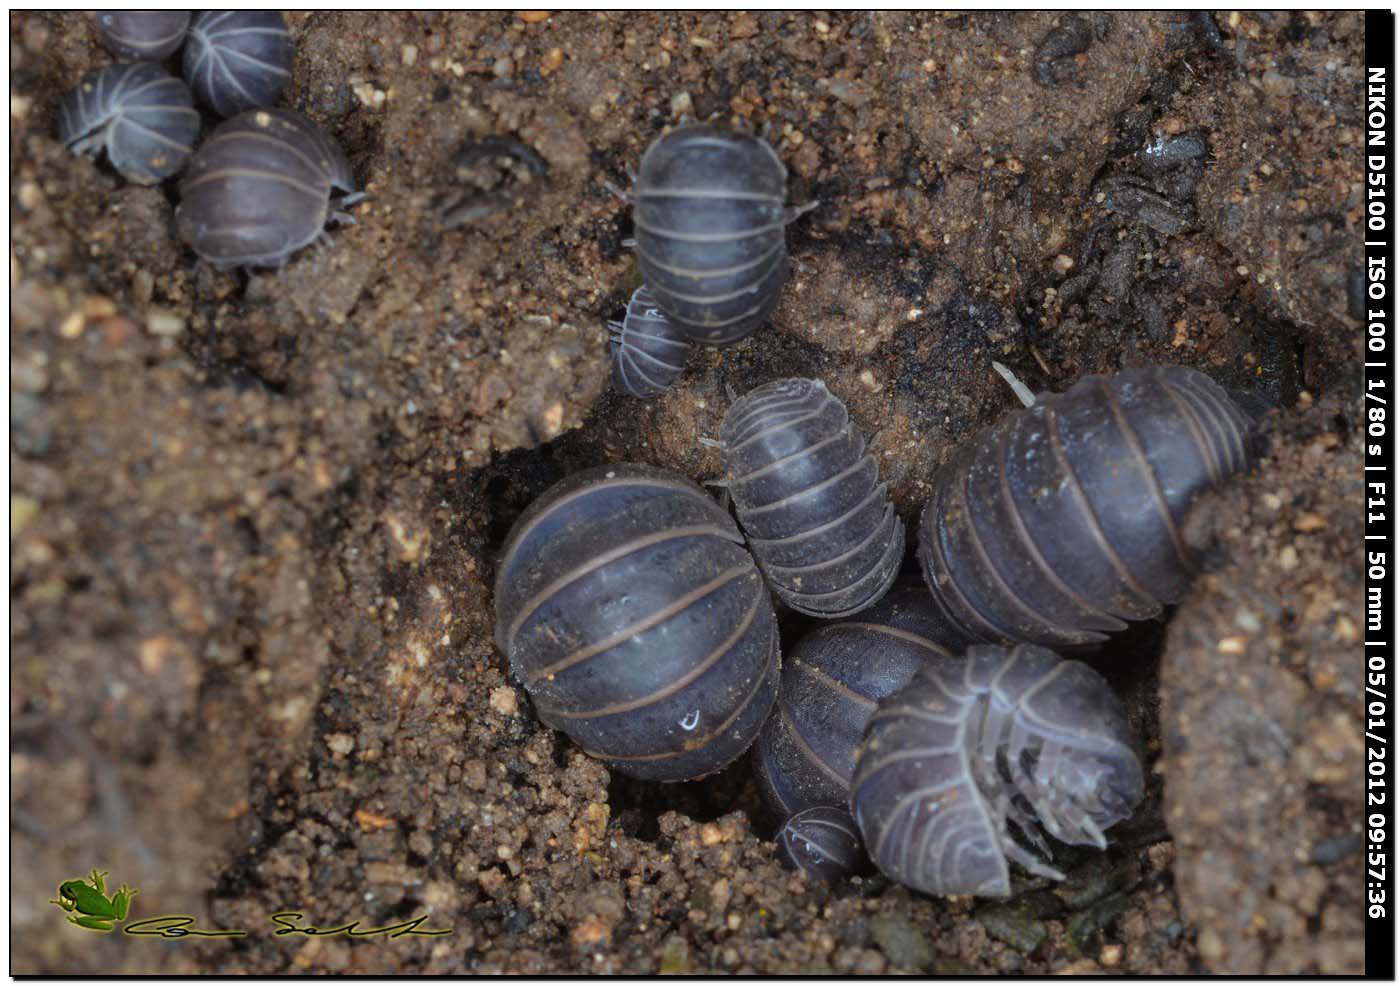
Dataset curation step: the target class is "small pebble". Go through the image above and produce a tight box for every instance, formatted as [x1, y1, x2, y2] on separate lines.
[11, 494, 39, 539]
[869, 914, 933, 971]
[490, 686, 519, 716]
[146, 309, 185, 337]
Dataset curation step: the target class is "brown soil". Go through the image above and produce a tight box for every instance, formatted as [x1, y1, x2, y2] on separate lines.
[1161, 393, 1367, 975]
[11, 10, 1364, 974]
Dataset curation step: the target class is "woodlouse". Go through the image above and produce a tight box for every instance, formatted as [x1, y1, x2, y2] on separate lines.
[918, 365, 1252, 649]
[176, 108, 363, 268]
[776, 806, 865, 882]
[851, 643, 1144, 898]
[95, 11, 191, 61]
[494, 463, 780, 782]
[753, 586, 966, 818]
[720, 378, 904, 618]
[626, 123, 810, 346]
[608, 286, 692, 398]
[56, 63, 200, 186]
[183, 10, 294, 117]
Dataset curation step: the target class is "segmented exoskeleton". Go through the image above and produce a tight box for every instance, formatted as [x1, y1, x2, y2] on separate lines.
[919, 365, 1253, 649]
[721, 378, 904, 618]
[494, 463, 780, 782]
[851, 643, 1144, 898]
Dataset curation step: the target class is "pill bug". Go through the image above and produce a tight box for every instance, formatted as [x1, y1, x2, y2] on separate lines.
[95, 11, 191, 61]
[608, 286, 692, 398]
[918, 365, 1252, 650]
[494, 463, 780, 782]
[753, 586, 967, 818]
[176, 108, 363, 268]
[775, 806, 865, 882]
[183, 10, 294, 117]
[56, 63, 200, 186]
[626, 123, 810, 346]
[719, 378, 905, 618]
[851, 643, 1144, 898]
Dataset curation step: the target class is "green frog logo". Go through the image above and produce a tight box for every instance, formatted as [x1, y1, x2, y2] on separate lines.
[49, 870, 138, 932]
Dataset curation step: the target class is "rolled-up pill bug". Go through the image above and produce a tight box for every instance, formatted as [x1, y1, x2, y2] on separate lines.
[776, 806, 865, 882]
[183, 10, 294, 117]
[627, 123, 810, 346]
[852, 643, 1145, 898]
[608, 286, 692, 398]
[753, 586, 968, 817]
[720, 378, 904, 618]
[95, 11, 191, 61]
[56, 63, 200, 185]
[494, 463, 780, 782]
[918, 365, 1253, 650]
[176, 108, 363, 268]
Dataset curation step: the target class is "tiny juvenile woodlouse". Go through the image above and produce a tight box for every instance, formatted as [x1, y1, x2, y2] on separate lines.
[918, 365, 1252, 649]
[753, 587, 966, 818]
[494, 463, 780, 782]
[56, 63, 200, 185]
[776, 806, 865, 882]
[176, 108, 363, 268]
[95, 11, 191, 61]
[625, 124, 811, 346]
[183, 10, 295, 117]
[608, 286, 692, 398]
[851, 643, 1144, 898]
[720, 378, 904, 618]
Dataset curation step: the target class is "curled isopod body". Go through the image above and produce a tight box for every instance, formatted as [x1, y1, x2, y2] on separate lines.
[753, 586, 968, 817]
[628, 124, 808, 346]
[720, 378, 904, 618]
[95, 11, 191, 61]
[494, 463, 780, 782]
[918, 365, 1253, 649]
[56, 63, 200, 185]
[776, 806, 865, 882]
[608, 286, 692, 398]
[176, 108, 362, 268]
[851, 643, 1145, 898]
[183, 10, 294, 117]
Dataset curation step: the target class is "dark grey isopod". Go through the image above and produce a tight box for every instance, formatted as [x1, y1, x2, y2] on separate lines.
[918, 365, 1253, 650]
[183, 10, 294, 117]
[851, 643, 1145, 898]
[494, 463, 780, 782]
[628, 124, 808, 346]
[753, 586, 968, 818]
[56, 63, 199, 185]
[720, 378, 904, 618]
[608, 286, 692, 398]
[95, 11, 191, 61]
[776, 806, 865, 882]
[176, 108, 362, 268]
